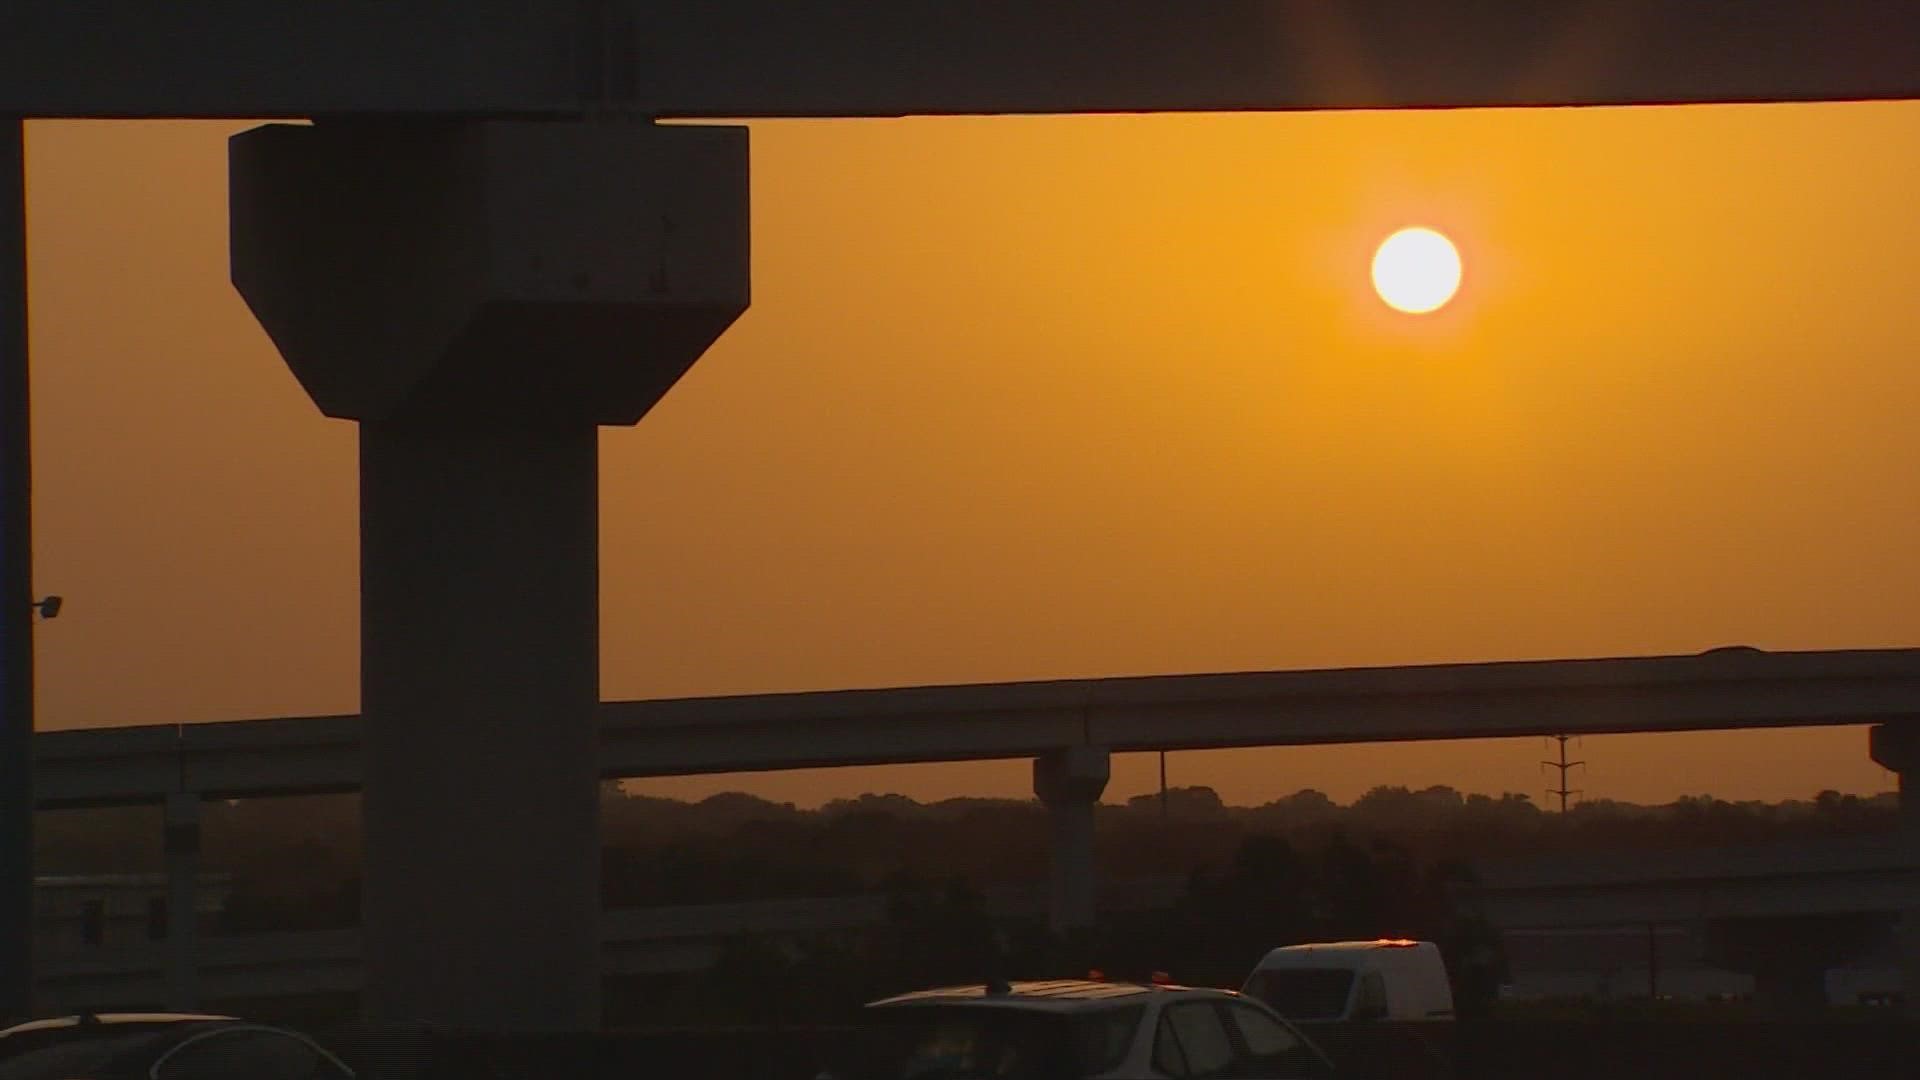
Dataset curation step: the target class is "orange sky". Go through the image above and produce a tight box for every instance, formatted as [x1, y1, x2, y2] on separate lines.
[22, 103, 1917, 808]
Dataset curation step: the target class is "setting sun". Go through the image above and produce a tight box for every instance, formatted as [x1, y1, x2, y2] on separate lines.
[1371, 226, 1462, 314]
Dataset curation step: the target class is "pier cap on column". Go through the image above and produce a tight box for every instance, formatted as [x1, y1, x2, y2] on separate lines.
[230, 120, 748, 425]
[1034, 746, 1111, 807]
[1870, 724, 1920, 775]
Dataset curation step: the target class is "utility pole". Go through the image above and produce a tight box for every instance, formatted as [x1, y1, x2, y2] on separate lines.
[1158, 750, 1168, 821]
[1, 115, 32, 1025]
[1542, 735, 1585, 813]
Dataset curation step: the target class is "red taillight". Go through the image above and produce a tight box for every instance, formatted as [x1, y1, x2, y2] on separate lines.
[1087, 969, 1106, 981]
[1150, 971, 1173, 985]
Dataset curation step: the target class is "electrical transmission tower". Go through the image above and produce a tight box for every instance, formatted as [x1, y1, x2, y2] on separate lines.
[1542, 734, 1585, 812]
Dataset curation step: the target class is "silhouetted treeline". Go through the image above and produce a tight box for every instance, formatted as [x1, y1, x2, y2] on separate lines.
[617, 829, 1512, 1027]
[32, 784, 1899, 939]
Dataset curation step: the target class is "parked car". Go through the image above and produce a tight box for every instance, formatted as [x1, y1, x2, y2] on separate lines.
[1241, 941, 1454, 1080]
[1241, 939, 1454, 1025]
[0, 1013, 353, 1080]
[826, 978, 1336, 1080]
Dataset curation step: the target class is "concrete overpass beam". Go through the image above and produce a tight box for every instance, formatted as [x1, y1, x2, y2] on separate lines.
[1034, 747, 1109, 935]
[1869, 724, 1920, 1018]
[230, 119, 747, 1032]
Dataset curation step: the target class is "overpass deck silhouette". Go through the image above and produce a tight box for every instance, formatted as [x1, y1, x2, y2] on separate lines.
[32, 647, 1920, 809]
[1469, 836, 1920, 928]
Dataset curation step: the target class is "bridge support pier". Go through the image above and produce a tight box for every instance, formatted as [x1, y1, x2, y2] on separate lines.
[356, 421, 604, 1030]
[1705, 913, 1883, 1018]
[1, 116, 31, 1025]
[230, 119, 747, 1031]
[1034, 747, 1109, 935]
[163, 792, 200, 1011]
[1869, 724, 1920, 1018]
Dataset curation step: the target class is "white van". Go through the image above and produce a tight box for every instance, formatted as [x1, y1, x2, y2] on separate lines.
[1241, 940, 1454, 1024]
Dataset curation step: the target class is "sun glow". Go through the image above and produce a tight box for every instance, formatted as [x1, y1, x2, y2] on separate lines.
[1371, 227, 1462, 314]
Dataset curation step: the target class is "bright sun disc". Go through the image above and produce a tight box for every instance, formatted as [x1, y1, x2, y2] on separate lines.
[1371, 227, 1462, 314]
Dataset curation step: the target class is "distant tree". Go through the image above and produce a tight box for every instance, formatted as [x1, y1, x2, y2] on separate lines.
[220, 840, 356, 931]
[873, 872, 1000, 992]
[36, 777, 1908, 1007]
[1174, 833, 1313, 971]
[1125, 785, 1229, 821]
[822, 793, 924, 819]
[692, 934, 799, 1025]
[1242, 789, 1339, 833]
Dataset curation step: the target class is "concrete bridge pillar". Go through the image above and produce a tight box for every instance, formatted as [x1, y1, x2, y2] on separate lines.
[1869, 724, 1920, 1018]
[231, 119, 747, 1031]
[1704, 913, 1883, 1018]
[1, 116, 31, 1025]
[162, 791, 201, 1011]
[1034, 747, 1109, 935]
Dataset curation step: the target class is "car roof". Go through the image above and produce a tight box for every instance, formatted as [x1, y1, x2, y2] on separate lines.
[0, 1013, 236, 1038]
[1263, 939, 1430, 956]
[868, 979, 1238, 1012]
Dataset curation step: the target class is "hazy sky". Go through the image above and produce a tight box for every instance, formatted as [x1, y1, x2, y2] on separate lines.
[23, 103, 1917, 808]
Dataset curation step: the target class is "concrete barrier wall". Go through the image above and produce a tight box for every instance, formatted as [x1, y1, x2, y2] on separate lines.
[1455, 1021, 1917, 1080]
[312, 1020, 1919, 1080]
